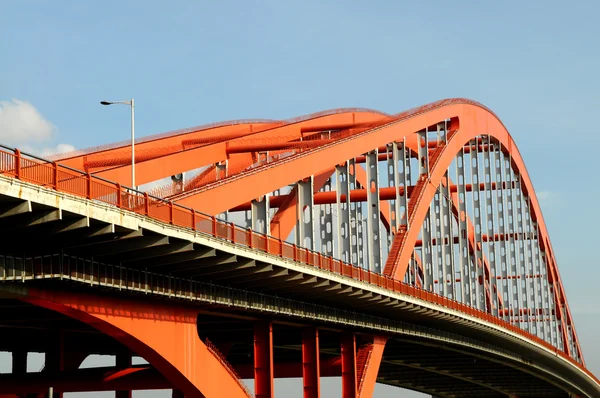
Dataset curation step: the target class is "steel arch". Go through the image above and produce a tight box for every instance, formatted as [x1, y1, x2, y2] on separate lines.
[15, 287, 251, 398]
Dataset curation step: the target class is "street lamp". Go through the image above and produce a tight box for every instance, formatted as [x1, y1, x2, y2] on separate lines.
[100, 98, 135, 188]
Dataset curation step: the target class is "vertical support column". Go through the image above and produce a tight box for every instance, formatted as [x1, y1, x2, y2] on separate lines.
[244, 210, 252, 230]
[116, 348, 132, 398]
[357, 201, 365, 268]
[418, 130, 434, 292]
[341, 333, 357, 398]
[365, 150, 382, 273]
[302, 328, 320, 398]
[393, 140, 410, 234]
[353, 161, 366, 269]
[532, 220, 549, 342]
[482, 136, 499, 316]
[254, 321, 274, 398]
[439, 173, 455, 299]
[455, 148, 471, 305]
[251, 195, 270, 234]
[469, 138, 486, 311]
[320, 178, 334, 257]
[336, 162, 352, 263]
[394, 139, 411, 284]
[514, 173, 530, 331]
[504, 155, 522, 324]
[496, 149, 510, 322]
[422, 204, 434, 292]
[432, 190, 443, 294]
[296, 177, 315, 250]
[348, 160, 359, 266]
[539, 248, 558, 348]
[387, 143, 396, 247]
[526, 197, 541, 338]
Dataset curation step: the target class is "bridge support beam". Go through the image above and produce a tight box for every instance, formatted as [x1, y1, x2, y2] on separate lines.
[341, 333, 357, 398]
[302, 328, 320, 398]
[357, 336, 387, 398]
[254, 321, 274, 398]
[5, 286, 250, 398]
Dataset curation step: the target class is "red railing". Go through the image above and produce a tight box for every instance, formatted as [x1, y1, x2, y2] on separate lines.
[0, 146, 597, 384]
[204, 338, 252, 397]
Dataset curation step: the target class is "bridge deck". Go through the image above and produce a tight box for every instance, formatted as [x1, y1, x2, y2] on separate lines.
[0, 174, 597, 397]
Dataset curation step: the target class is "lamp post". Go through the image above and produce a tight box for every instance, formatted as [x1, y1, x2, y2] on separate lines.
[100, 98, 135, 188]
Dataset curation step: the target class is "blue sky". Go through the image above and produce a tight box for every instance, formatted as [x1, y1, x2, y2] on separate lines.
[1, 0, 600, 396]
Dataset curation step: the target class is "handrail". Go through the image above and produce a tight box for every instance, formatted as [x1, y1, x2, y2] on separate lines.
[0, 144, 597, 385]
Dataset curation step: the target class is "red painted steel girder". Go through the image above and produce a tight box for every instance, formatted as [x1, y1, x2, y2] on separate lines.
[229, 182, 514, 212]
[19, 288, 251, 398]
[72, 111, 389, 187]
[226, 139, 335, 154]
[164, 99, 581, 362]
[413, 232, 537, 247]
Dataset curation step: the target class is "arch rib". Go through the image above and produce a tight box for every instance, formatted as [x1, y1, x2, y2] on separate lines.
[167, 99, 581, 360]
[10, 287, 251, 398]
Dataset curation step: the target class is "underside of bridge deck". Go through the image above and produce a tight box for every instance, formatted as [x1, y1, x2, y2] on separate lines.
[0, 298, 572, 397]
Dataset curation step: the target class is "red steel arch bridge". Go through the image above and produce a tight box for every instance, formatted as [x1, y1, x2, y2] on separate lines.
[0, 98, 596, 397]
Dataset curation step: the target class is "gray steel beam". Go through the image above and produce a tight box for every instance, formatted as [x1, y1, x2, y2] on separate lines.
[455, 148, 471, 305]
[504, 155, 521, 326]
[348, 160, 359, 266]
[514, 173, 530, 332]
[440, 173, 455, 300]
[366, 149, 382, 273]
[335, 162, 352, 263]
[251, 195, 270, 234]
[482, 136, 499, 316]
[296, 176, 315, 250]
[496, 148, 510, 322]
[469, 138, 485, 311]
[320, 177, 334, 257]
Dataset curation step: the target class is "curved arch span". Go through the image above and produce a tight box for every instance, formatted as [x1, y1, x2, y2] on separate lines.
[381, 104, 582, 361]
[172, 99, 581, 363]
[17, 287, 251, 398]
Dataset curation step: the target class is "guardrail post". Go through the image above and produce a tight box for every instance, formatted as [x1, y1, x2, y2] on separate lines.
[144, 193, 150, 215]
[14, 149, 21, 179]
[86, 172, 92, 199]
[116, 183, 122, 208]
[53, 161, 59, 190]
[169, 201, 174, 224]
[248, 228, 253, 248]
[192, 211, 197, 231]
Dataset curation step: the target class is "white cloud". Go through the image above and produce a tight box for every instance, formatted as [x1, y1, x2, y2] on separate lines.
[0, 99, 56, 144]
[0, 99, 74, 158]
